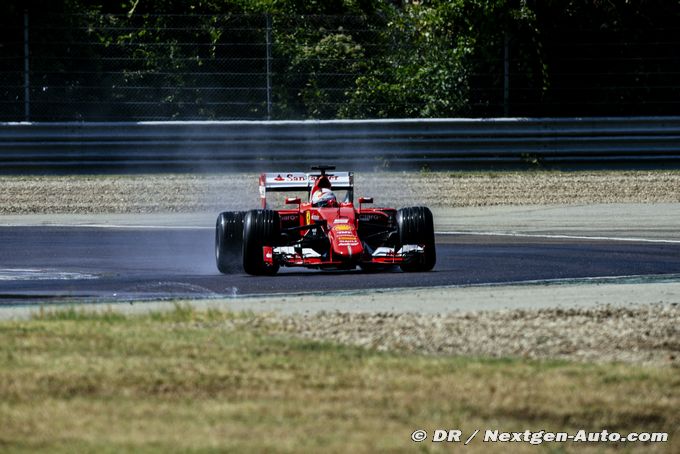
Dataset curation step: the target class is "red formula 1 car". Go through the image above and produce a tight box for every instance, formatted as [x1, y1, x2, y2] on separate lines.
[215, 166, 436, 275]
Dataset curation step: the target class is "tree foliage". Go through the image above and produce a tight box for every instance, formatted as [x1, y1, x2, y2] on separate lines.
[1, 0, 678, 120]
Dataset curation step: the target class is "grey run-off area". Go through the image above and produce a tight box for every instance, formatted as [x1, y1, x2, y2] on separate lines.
[0, 171, 678, 365]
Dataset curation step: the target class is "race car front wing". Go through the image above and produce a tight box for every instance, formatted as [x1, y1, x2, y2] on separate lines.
[266, 244, 426, 267]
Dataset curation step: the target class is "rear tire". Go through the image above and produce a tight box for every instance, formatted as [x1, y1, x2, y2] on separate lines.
[215, 211, 244, 274]
[397, 206, 436, 272]
[242, 209, 281, 276]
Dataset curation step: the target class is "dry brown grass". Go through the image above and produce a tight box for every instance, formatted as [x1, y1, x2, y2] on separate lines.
[1, 170, 679, 214]
[0, 306, 677, 453]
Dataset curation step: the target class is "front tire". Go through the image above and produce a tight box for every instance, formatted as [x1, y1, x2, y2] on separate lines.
[242, 209, 281, 276]
[397, 206, 436, 272]
[215, 211, 244, 274]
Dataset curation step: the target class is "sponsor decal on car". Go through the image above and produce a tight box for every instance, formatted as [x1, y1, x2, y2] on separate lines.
[263, 246, 274, 265]
[333, 224, 352, 231]
[359, 214, 384, 221]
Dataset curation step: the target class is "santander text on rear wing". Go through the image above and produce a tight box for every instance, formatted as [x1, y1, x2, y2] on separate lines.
[259, 171, 354, 208]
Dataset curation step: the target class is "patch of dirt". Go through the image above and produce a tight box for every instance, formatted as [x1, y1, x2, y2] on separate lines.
[265, 303, 680, 366]
[1, 171, 679, 214]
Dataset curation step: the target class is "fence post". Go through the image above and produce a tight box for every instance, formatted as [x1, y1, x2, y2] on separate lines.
[23, 10, 30, 122]
[503, 31, 511, 117]
[503, 31, 510, 117]
[265, 14, 272, 120]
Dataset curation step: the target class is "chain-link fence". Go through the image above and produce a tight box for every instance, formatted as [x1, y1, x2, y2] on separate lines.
[1, 12, 679, 121]
[2, 14, 275, 120]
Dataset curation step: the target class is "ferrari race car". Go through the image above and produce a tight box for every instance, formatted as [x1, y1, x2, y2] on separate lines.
[215, 166, 436, 276]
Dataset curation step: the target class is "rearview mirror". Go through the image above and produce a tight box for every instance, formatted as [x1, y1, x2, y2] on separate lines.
[358, 197, 373, 204]
[285, 197, 301, 205]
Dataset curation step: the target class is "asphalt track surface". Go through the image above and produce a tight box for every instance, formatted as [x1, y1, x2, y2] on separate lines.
[2, 226, 680, 304]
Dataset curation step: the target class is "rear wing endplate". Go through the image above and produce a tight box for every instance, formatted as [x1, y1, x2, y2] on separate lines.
[259, 171, 354, 208]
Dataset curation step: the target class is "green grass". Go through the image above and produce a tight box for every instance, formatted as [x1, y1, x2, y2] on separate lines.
[0, 306, 677, 453]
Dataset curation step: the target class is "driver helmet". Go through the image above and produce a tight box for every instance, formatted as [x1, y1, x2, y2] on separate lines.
[311, 188, 337, 207]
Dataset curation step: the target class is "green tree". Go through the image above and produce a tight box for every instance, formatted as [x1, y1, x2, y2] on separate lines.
[342, 0, 544, 118]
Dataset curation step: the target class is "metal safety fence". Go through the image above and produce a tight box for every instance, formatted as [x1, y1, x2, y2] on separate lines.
[2, 12, 680, 121]
[2, 117, 680, 173]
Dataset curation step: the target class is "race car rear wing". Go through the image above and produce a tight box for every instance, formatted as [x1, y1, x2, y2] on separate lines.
[259, 171, 354, 208]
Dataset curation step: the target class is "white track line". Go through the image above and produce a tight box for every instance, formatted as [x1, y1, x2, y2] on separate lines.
[2, 224, 679, 244]
[437, 230, 680, 244]
[0, 268, 98, 281]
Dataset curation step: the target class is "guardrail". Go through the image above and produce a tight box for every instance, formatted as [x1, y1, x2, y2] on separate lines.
[1, 117, 680, 173]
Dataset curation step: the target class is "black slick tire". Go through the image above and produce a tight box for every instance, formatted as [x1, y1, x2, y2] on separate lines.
[215, 211, 245, 274]
[396, 206, 436, 272]
[242, 209, 281, 276]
